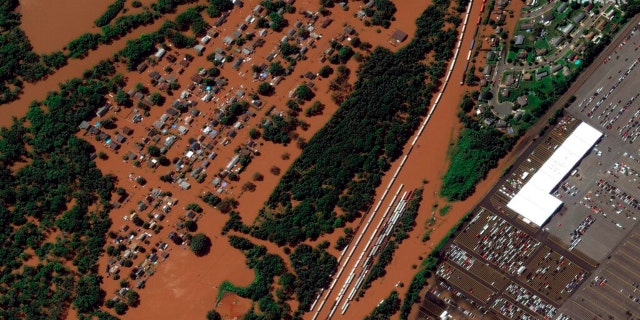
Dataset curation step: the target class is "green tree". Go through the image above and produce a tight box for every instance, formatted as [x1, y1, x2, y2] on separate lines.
[206, 310, 222, 320]
[149, 92, 165, 105]
[257, 82, 274, 96]
[294, 84, 314, 102]
[125, 290, 140, 307]
[318, 65, 333, 78]
[114, 89, 130, 106]
[269, 62, 286, 76]
[148, 145, 161, 157]
[189, 233, 212, 256]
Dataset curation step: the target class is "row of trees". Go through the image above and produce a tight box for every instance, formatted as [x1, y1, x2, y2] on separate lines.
[95, 0, 126, 27]
[250, 0, 460, 246]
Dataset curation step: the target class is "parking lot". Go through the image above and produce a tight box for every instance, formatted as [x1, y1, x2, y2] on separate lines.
[560, 225, 640, 319]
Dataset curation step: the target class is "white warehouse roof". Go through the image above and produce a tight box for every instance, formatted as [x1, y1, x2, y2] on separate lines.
[507, 122, 602, 227]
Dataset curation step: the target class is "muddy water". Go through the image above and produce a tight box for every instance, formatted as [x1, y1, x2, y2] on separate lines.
[19, 0, 114, 53]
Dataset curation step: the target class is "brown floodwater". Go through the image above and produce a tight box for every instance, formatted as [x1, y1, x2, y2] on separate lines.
[19, 0, 114, 53]
[87, 0, 376, 318]
[10, 0, 526, 318]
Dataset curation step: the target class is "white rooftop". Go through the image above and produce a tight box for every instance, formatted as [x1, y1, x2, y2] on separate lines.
[507, 122, 602, 226]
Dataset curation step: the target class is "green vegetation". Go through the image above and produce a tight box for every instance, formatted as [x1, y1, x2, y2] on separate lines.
[207, 0, 233, 18]
[261, 115, 298, 144]
[251, 0, 459, 246]
[95, 0, 126, 27]
[257, 82, 275, 96]
[0, 1, 52, 103]
[440, 125, 515, 200]
[189, 233, 212, 256]
[289, 243, 337, 311]
[362, 0, 397, 28]
[364, 290, 401, 320]
[218, 236, 288, 319]
[359, 189, 423, 295]
[0, 61, 118, 318]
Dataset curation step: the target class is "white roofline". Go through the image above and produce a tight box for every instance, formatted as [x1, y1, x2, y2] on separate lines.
[507, 122, 602, 226]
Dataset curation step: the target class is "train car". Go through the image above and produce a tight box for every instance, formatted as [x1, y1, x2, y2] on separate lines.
[470, 39, 475, 50]
[477, 16, 481, 25]
[480, 4, 485, 12]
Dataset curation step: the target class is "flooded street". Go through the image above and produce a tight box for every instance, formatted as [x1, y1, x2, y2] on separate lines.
[8, 0, 531, 319]
[2, 1, 198, 128]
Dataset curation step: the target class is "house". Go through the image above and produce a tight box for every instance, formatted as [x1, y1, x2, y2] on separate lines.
[535, 48, 548, 56]
[516, 95, 528, 107]
[190, 167, 203, 178]
[253, 4, 263, 14]
[212, 177, 222, 186]
[154, 48, 166, 60]
[178, 126, 189, 135]
[79, 121, 91, 130]
[536, 71, 548, 81]
[166, 54, 177, 63]
[483, 65, 493, 78]
[232, 58, 243, 70]
[114, 134, 126, 143]
[550, 64, 562, 73]
[193, 44, 205, 56]
[549, 36, 563, 47]
[226, 154, 240, 171]
[222, 35, 234, 46]
[251, 38, 266, 49]
[137, 62, 148, 73]
[108, 141, 120, 150]
[556, 3, 568, 13]
[191, 74, 203, 83]
[517, 50, 528, 59]
[519, 22, 534, 31]
[214, 15, 227, 27]
[344, 25, 355, 35]
[227, 129, 237, 138]
[321, 17, 333, 28]
[571, 12, 586, 25]
[559, 23, 575, 35]
[392, 29, 408, 43]
[96, 105, 109, 117]
[495, 0, 508, 9]
[178, 181, 191, 190]
[504, 74, 515, 86]
[487, 51, 495, 61]
[232, 29, 242, 39]
[149, 71, 161, 81]
[164, 135, 177, 148]
[166, 107, 179, 117]
[540, 13, 555, 25]
[200, 35, 212, 44]
[514, 34, 525, 46]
